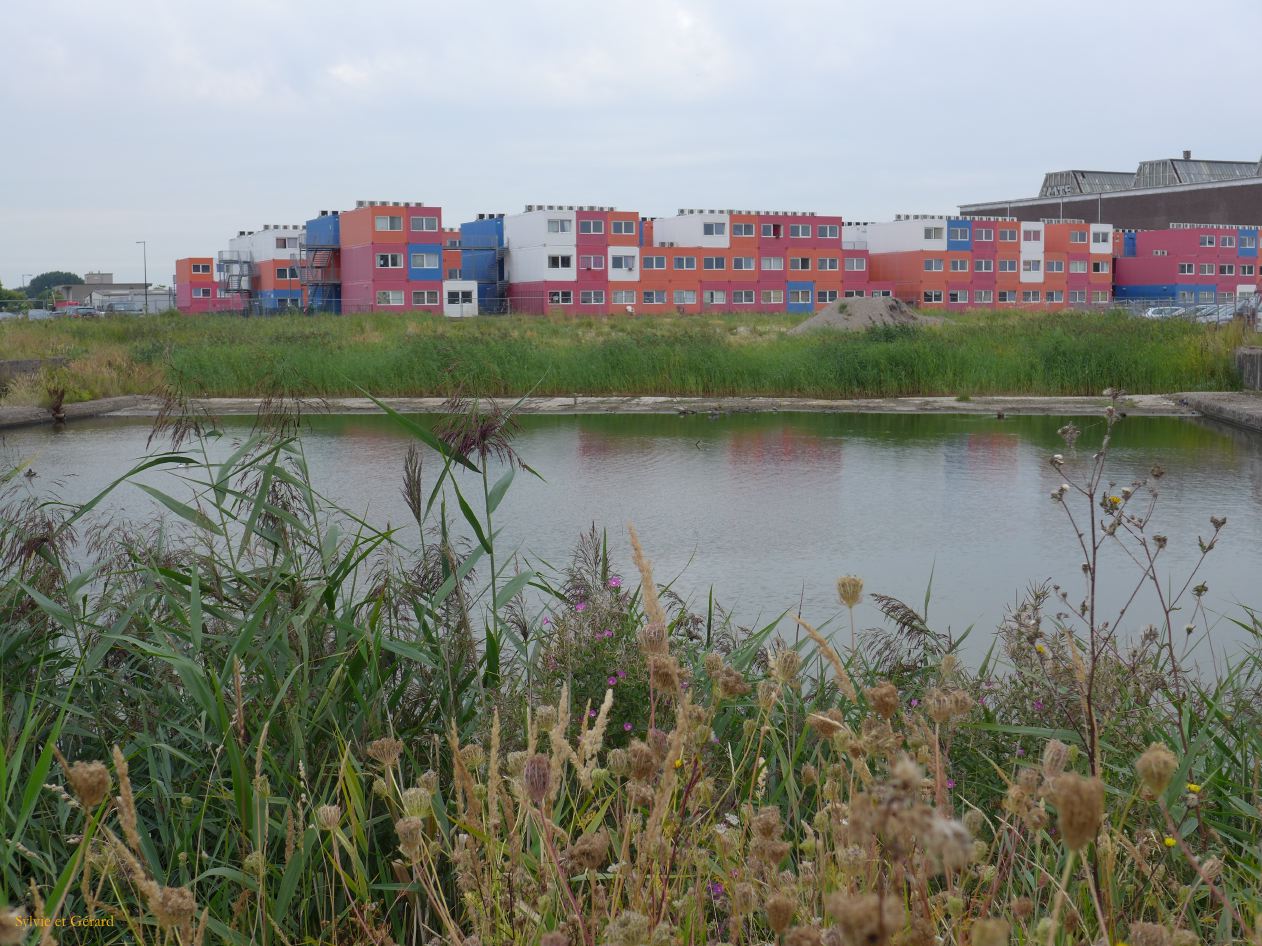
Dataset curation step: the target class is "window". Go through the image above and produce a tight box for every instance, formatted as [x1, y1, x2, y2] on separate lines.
[789, 257, 811, 270]
[410, 252, 439, 269]
[1091, 231, 1110, 245]
[1046, 290, 1064, 303]
[1220, 235, 1236, 248]
[999, 229, 1017, 242]
[703, 256, 726, 270]
[1241, 234, 1257, 249]
[703, 222, 727, 236]
[674, 289, 697, 305]
[733, 223, 755, 237]
[818, 257, 839, 270]
[1178, 290, 1194, 302]
[703, 290, 726, 304]
[193, 287, 212, 298]
[1069, 260, 1088, 273]
[948, 289, 968, 303]
[579, 254, 604, 270]
[1069, 290, 1086, 304]
[275, 266, 297, 280]
[761, 223, 783, 238]
[1243, 264, 1256, 276]
[998, 290, 1017, 303]
[923, 290, 943, 303]
[191, 263, 211, 274]
[611, 255, 636, 270]
[412, 290, 439, 305]
[376, 290, 404, 306]
[548, 290, 573, 305]
[974, 258, 993, 272]
[950, 259, 969, 272]
[643, 256, 666, 269]
[948, 226, 969, 241]
[579, 220, 605, 234]
[1022, 290, 1041, 303]
[580, 290, 605, 304]
[673, 256, 696, 270]
[1199, 235, 1216, 247]
[447, 268, 460, 279]
[446, 238, 461, 248]
[1092, 290, 1110, 303]
[548, 254, 572, 269]
[844, 289, 867, 298]
[375, 215, 403, 232]
[376, 253, 403, 268]
[642, 290, 666, 304]
[923, 226, 944, 240]
[1022, 229, 1041, 242]
[818, 224, 839, 239]
[733, 290, 755, 304]
[1151, 249, 1168, 256]
[923, 258, 944, 272]
[448, 290, 475, 305]
[611, 220, 636, 235]
[411, 216, 438, 232]
[547, 218, 572, 234]
[871, 289, 892, 297]
[1220, 264, 1236, 276]
[789, 224, 811, 238]
[844, 257, 867, 271]
[817, 289, 839, 303]
[1070, 230, 1088, 244]
[789, 289, 812, 303]
[1199, 263, 1214, 275]
[612, 290, 636, 304]
[761, 289, 784, 304]
[974, 289, 993, 303]
[998, 259, 1017, 272]
[1092, 260, 1109, 274]
[1045, 259, 1064, 273]
[761, 256, 784, 271]
[975, 228, 994, 241]
[733, 256, 756, 270]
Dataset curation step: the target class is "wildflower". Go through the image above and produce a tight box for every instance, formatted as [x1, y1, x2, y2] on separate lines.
[766, 893, 795, 934]
[1163, 836, 1177, 848]
[1186, 782, 1201, 793]
[674, 758, 684, 769]
[1049, 773, 1105, 850]
[316, 805, 341, 830]
[575, 601, 587, 612]
[1035, 644, 1047, 655]
[616, 669, 625, 678]
[608, 676, 618, 686]
[707, 880, 725, 898]
[1015, 746, 1026, 757]
[608, 576, 622, 588]
[588, 709, 596, 719]
[623, 722, 633, 732]
[543, 616, 551, 626]
[66, 760, 111, 809]
[946, 778, 957, 790]
[1032, 699, 1045, 711]
[1135, 743, 1177, 796]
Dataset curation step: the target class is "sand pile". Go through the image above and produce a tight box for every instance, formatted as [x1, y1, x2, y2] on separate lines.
[788, 297, 941, 334]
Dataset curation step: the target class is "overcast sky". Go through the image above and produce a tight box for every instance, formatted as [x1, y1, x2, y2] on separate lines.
[3, 0, 1260, 289]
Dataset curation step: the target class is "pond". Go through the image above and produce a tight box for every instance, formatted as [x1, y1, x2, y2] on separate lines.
[4, 410, 1261, 664]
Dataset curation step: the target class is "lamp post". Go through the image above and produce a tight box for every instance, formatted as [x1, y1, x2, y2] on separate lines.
[136, 241, 148, 313]
[20, 274, 32, 292]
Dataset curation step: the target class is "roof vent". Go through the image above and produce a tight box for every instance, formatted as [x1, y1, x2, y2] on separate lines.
[1183, 150, 1192, 160]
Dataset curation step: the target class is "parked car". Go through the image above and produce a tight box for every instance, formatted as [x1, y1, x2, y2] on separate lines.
[1141, 306, 1185, 319]
[25, 308, 55, 320]
[103, 301, 145, 314]
[61, 305, 103, 318]
[0, 309, 20, 321]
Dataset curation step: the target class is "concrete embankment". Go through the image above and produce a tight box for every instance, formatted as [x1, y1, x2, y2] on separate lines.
[1, 393, 1199, 431]
[1175, 391, 1262, 433]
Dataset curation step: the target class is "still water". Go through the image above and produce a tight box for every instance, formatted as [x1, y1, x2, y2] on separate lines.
[4, 411, 1261, 663]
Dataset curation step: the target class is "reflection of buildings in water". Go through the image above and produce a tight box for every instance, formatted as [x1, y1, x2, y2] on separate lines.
[964, 432, 1020, 468]
[725, 428, 843, 468]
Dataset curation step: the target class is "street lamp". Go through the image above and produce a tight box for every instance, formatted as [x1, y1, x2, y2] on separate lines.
[136, 241, 148, 313]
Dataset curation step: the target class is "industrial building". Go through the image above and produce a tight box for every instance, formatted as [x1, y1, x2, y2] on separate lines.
[960, 152, 1262, 230]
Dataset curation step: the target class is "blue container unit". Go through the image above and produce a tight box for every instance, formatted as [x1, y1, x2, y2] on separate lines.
[305, 212, 342, 313]
[787, 280, 815, 313]
[1112, 283, 1215, 303]
[459, 217, 507, 313]
[407, 243, 444, 281]
[257, 289, 304, 312]
[1240, 227, 1259, 258]
[946, 217, 973, 252]
[1121, 231, 1138, 257]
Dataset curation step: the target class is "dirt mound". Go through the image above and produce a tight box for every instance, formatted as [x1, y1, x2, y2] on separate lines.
[788, 297, 941, 334]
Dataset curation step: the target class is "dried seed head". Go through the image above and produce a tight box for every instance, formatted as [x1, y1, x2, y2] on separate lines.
[0, 908, 27, 945]
[825, 892, 903, 946]
[146, 885, 196, 929]
[395, 816, 424, 860]
[1135, 743, 1177, 797]
[627, 740, 657, 781]
[66, 760, 111, 809]
[770, 647, 802, 685]
[316, 805, 341, 831]
[925, 688, 953, 725]
[865, 681, 900, 720]
[785, 928, 823, 946]
[971, 918, 1010, 946]
[366, 737, 403, 766]
[1008, 897, 1033, 920]
[1128, 923, 1171, 946]
[1171, 932, 1197, 946]
[401, 786, 431, 818]
[564, 828, 610, 872]
[1041, 740, 1070, 781]
[540, 933, 569, 946]
[808, 708, 845, 738]
[1048, 773, 1104, 850]
[837, 575, 864, 610]
[523, 753, 551, 805]
[766, 893, 795, 934]
[648, 654, 683, 692]
[730, 882, 756, 915]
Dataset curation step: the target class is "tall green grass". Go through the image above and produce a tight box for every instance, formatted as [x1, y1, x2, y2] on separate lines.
[0, 310, 1245, 404]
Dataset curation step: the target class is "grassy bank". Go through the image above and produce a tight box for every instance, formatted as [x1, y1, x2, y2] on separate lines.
[0, 309, 1245, 406]
[2, 397, 1259, 944]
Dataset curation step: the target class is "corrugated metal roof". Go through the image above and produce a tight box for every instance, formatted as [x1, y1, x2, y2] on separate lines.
[1039, 170, 1135, 197]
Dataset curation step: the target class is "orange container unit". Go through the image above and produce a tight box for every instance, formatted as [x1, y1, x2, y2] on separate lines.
[340, 202, 437, 247]
[608, 210, 640, 247]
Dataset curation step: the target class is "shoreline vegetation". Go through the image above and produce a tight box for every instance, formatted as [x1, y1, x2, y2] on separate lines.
[0, 309, 1246, 408]
[2, 393, 1260, 944]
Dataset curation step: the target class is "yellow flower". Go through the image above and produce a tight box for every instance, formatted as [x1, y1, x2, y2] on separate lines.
[1186, 783, 1202, 793]
[1110, 496, 1121, 504]
[1163, 836, 1177, 848]
[1035, 644, 1047, 655]
[674, 758, 684, 769]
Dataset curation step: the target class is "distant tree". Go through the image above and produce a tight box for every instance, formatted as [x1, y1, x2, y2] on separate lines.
[26, 271, 83, 300]
[0, 279, 25, 302]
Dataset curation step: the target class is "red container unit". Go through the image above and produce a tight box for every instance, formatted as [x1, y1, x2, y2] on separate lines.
[339, 201, 444, 312]
[1114, 224, 1259, 306]
[174, 257, 233, 312]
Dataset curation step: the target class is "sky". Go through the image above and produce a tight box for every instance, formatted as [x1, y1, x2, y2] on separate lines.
[2, 0, 1261, 289]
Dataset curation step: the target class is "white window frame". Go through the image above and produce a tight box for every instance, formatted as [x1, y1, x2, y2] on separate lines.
[761, 223, 783, 238]
[732, 223, 755, 237]
[923, 226, 944, 240]
[844, 257, 866, 271]
[998, 290, 1017, 303]
[610, 255, 636, 271]
[1199, 235, 1216, 247]
[1070, 260, 1089, 273]
[673, 256, 696, 270]
[818, 224, 839, 239]
[948, 227, 969, 241]
[1022, 290, 1041, 303]
[447, 290, 474, 305]
[702, 222, 727, 236]
[410, 252, 440, 269]
[611, 220, 635, 235]
[376, 289, 404, 306]
[612, 290, 636, 304]
[761, 289, 784, 304]
[998, 229, 1017, 242]
[733, 289, 755, 304]
[547, 254, 573, 270]
[412, 290, 439, 305]
[1045, 259, 1064, 273]
[191, 263, 211, 275]
[818, 257, 839, 270]
[1045, 290, 1064, 303]
[923, 258, 944, 272]
[579, 220, 605, 234]
[733, 256, 756, 270]
[548, 290, 573, 305]
[192, 286, 212, 298]
[761, 256, 784, 271]
[789, 257, 811, 271]
[1199, 263, 1214, 275]
[949, 258, 969, 272]
[973, 289, 993, 303]
[642, 290, 666, 304]
[1070, 230, 1088, 244]
[580, 290, 606, 304]
[948, 289, 968, 303]
[923, 290, 943, 303]
[702, 256, 726, 270]
[789, 224, 811, 238]
[817, 289, 838, 303]
[788, 289, 812, 304]
[1092, 260, 1110, 274]
[975, 228, 994, 241]
[579, 254, 604, 270]
[1092, 290, 1110, 303]
[673, 289, 697, 305]
[1022, 260, 1041, 273]
[974, 258, 993, 272]
[410, 216, 438, 232]
[642, 255, 666, 269]
[843, 289, 866, 298]
[1220, 235, 1236, 248]
[1219, 263, 1235, 276]
[375, 215, 403, 232]
[1068, 290, 1086, 304]
[376, 253, 404, 269]
[703, 289, 726, 304]
[547, 219, 572, 234]
[998, 259, 1017, 273]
